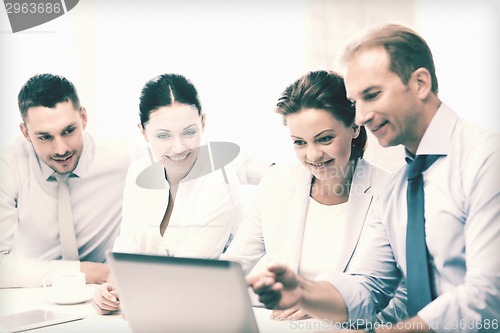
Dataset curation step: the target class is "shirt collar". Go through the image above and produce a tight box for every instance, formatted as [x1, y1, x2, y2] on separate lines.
[405, 103, 458, 161]
[41, 132, 92, 180]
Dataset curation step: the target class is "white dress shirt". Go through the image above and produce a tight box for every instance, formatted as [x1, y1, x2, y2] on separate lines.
[319, 104, 500, 332]
[112, 152, 264, 259]
[0, 133, 130, 288]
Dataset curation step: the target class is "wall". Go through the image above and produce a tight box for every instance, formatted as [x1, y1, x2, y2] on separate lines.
[1, 0, 498, 172]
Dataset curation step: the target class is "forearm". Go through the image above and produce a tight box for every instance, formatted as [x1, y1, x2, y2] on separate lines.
[105, 272, 116, 285]
[297, 277, 348, 323]
[0, 255, 79, 288]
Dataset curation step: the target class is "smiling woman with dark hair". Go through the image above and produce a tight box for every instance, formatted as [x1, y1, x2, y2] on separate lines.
[93, 73, 265, 315]
[222, 70, 406, 323]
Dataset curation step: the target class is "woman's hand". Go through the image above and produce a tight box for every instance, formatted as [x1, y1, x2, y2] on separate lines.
[93, 282, 120, 315]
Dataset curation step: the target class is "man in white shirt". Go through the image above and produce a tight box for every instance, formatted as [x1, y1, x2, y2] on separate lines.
[248, 24, 499, 333]
[0, 74, 129, 288]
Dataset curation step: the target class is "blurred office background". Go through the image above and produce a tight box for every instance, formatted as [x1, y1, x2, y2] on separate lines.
[1, 0, 498, 172]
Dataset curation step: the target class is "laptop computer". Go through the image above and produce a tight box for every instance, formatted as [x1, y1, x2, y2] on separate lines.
[106, 252, 260, 333]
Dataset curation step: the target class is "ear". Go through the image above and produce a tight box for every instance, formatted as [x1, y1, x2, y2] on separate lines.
[412, 67, 432, 100]
[201, 113, 206, 130]
[138, 123, 149, 142]
[20, 123, 31, 142]
[352, 124, 360, 139]
[80, 107, 88, 129]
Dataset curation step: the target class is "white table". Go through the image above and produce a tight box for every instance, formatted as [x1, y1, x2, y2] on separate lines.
[0, 285, 334, 332]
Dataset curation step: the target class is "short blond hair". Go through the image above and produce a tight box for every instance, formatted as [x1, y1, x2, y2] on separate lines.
[342, 23, 439, 94]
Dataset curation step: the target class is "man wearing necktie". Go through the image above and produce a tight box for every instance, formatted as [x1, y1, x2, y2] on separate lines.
[0, 74, 129, 288]
[248, 24, 499, 333]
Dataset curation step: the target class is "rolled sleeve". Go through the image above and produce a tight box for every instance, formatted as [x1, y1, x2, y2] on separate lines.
[316, 209, 403, 324]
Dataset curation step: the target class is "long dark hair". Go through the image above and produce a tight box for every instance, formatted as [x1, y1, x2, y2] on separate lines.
[139, 74, 202, 127]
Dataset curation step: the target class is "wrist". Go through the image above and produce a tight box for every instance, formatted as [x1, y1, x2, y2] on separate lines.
[295, 275, 307, 307]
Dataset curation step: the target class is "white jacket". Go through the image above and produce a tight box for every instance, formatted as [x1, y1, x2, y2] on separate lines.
[222, 158, 387, 274]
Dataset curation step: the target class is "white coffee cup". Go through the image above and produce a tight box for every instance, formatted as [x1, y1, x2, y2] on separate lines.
[43, 272, 86, 304]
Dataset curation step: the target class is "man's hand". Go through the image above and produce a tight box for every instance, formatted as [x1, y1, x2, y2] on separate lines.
[80, 261, 109, 284]
[271, 307, 310, 321]
[246, 263, 303, 310]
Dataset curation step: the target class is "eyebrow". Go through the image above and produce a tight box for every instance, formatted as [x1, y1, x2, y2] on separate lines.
[291, 129, 335, 140]
[349, 85, 381, 101]
[154, 124, 197, 132]
[34, 131, 51, 136]
[361, 85, 381, 95]
[34, 124, 76, 136]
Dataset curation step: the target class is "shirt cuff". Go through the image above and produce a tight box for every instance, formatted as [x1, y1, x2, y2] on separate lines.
[316, 271, 378, 323]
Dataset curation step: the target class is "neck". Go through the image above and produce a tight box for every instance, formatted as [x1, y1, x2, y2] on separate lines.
[405, 96, 442, 155]
[163, 168, 182, 189]
[164, 156, 199, 187]
[311, 159, 357, 205]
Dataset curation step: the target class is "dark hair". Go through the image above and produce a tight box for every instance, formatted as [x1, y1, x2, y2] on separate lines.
[342, 23, 438, 94]
[275, 70, 367, 160]
[139, 74, 202, 126]
[18, 74, 81, 119]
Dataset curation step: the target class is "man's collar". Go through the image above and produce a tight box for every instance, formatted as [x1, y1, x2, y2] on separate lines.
[408, 103, 458, 159]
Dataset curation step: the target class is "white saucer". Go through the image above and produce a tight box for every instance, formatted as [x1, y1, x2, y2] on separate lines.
[45, 286, 94, 305]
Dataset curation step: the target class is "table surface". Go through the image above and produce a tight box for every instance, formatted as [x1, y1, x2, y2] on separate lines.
[0, 285, 335, 333]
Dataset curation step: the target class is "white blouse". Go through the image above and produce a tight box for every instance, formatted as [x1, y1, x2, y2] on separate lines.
[298, 198, 349, 279]
[112, 151, 264, 259]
